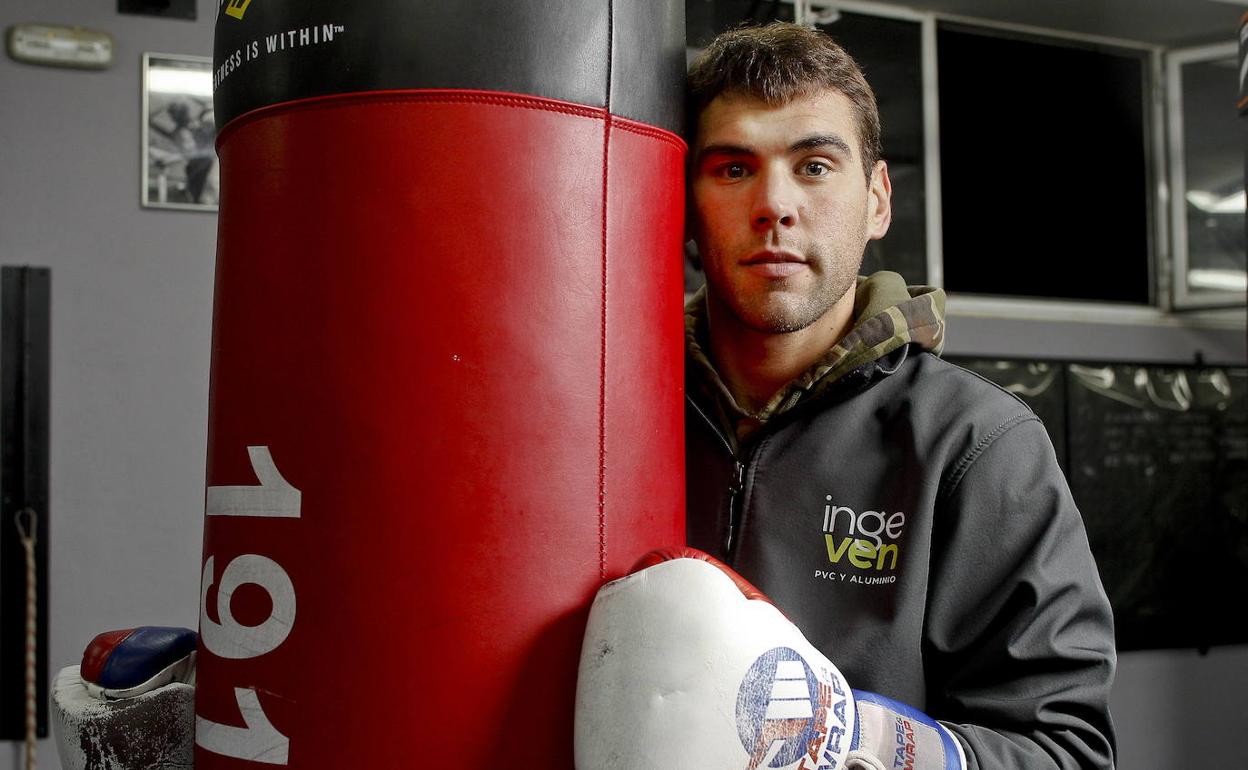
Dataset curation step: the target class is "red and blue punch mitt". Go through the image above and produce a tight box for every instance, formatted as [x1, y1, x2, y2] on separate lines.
[80, 626, 197, 699]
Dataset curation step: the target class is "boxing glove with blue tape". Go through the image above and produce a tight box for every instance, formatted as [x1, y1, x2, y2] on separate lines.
[574, 547, 966, 770]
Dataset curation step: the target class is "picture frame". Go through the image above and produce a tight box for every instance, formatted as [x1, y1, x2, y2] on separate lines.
[141, 52, 217, 211]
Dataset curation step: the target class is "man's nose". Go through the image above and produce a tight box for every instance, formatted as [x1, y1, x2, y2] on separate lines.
[751, 169, 797, 231]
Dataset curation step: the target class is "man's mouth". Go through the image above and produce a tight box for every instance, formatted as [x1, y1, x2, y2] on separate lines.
[741, 250, 804, 266]
[740, 250, 807, 278]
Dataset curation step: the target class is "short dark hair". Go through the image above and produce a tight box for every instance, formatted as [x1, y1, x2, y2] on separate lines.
[687, 22, 882, 182]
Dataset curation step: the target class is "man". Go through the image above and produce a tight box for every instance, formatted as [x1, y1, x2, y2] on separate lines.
[680, 22, 1115, 770]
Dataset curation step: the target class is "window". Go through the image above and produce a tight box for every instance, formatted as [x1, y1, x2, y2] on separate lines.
[1168, 42, 1247, 309]
[937, 23, 1153, 304]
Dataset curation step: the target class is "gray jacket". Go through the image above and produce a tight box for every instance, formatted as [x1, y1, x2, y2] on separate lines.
[685, 276, 1117, 770]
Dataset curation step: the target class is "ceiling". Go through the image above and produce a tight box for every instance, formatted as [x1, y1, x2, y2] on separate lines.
[864, 0, 1245, 48]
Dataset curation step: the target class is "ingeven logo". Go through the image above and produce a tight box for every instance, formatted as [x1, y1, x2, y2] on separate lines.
[820, 497, 905, 572]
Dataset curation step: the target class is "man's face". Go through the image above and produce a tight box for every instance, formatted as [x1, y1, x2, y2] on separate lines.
[691, 89, 891, 335]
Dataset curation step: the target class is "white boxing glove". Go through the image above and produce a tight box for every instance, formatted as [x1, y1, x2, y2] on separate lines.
[52, 626, 197, 770]
[574, 548, 966, 770]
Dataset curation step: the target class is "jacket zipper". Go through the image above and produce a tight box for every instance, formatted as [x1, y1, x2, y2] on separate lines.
[687, 395, 749, 559]
[724, 459, 746, 556]
[686, 356, 892, 560]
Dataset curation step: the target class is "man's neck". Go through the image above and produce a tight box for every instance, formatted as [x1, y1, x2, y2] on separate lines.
[706, 290, 857, 415]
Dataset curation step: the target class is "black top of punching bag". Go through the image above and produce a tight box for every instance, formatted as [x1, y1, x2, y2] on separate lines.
[212, 0, 685, 134]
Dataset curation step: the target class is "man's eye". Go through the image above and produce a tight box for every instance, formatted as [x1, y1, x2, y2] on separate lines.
[716, 163, 748, 179]
[801, 161, 831, 176]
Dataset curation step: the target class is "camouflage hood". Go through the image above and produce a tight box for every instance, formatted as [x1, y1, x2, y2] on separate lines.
[686, 271, 946, 432]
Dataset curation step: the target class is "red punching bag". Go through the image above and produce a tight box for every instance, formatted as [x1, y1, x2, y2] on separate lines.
[196, 1, 686, 766]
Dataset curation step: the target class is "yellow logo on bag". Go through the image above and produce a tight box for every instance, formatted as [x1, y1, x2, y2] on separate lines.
[224, 0, 252, 20]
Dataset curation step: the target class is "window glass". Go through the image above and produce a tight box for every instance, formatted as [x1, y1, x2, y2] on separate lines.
[938, 23, 1152, 304]
[1177, 54, 1247, 299]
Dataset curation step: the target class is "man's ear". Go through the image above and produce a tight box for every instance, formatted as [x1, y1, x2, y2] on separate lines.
[866, 160, 892, 241]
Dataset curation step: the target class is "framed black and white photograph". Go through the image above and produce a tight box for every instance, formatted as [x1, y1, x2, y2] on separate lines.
[141, 52, 217, 210]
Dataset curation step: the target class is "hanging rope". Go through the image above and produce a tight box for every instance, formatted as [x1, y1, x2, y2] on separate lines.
[15, 507, 38, 770]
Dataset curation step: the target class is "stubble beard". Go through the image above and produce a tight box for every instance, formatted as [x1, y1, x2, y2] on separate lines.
[704, 243, 863, 336]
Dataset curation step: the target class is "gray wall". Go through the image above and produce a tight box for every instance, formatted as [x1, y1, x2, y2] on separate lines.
[1, 3, 214, 768]
[0, 1, 1244, 768]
